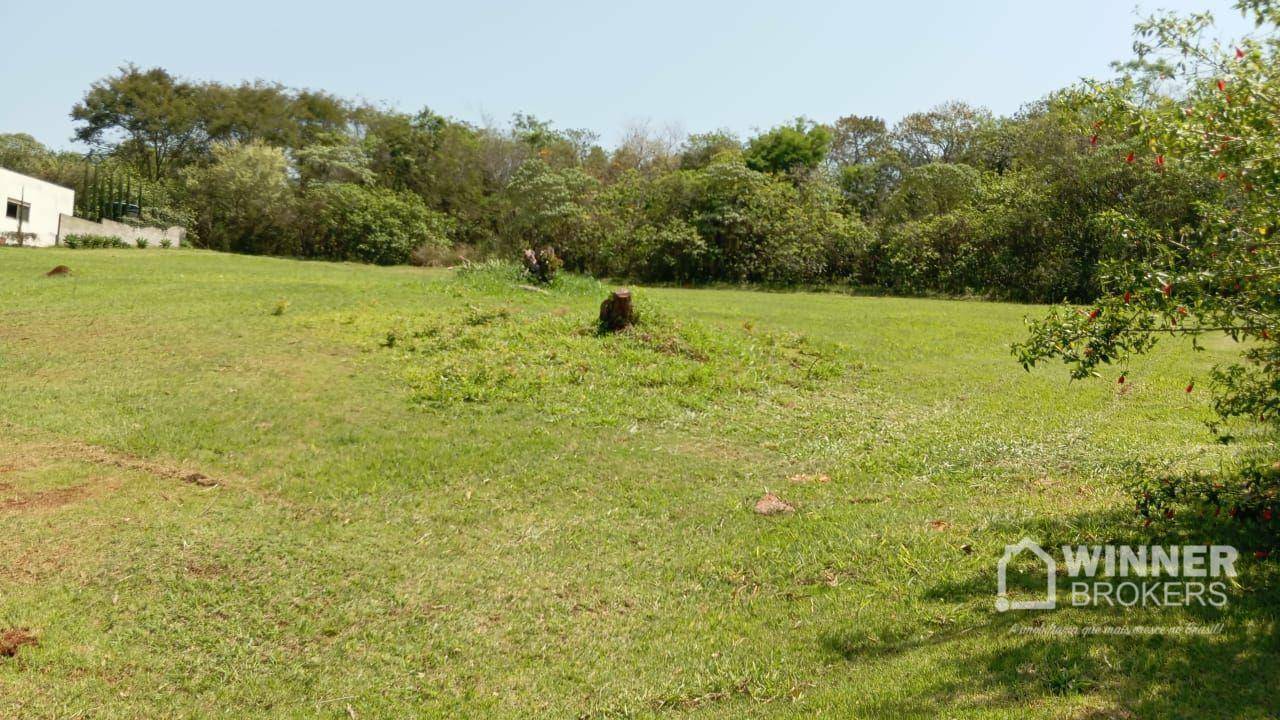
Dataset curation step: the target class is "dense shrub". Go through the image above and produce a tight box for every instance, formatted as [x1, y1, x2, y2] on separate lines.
[182, 141, 297, 255]
[63, 234, 128, 249]
[499, 160, 599, 267]
[577, 157, 873, 284]
[872, 219, 946, 294]
[603, 217, 707, 283]
[880, 163, 981, 223]
[300, 183, 454, 265]
[409, 242, 475, 267]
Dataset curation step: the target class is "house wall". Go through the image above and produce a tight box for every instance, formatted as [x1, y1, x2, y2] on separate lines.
[57, 214, 185, 248]
[0, 167, 75, 247]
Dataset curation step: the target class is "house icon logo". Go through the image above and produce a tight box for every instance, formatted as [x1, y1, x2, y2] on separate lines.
[995, 537, 1056, 612]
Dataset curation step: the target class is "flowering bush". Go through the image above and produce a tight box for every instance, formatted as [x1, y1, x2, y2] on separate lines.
[1016, 1, 1280, 537]
[1017, 2, 1280, 424]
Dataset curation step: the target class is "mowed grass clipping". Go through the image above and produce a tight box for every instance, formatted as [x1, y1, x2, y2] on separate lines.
[0, 248, 1277, 719]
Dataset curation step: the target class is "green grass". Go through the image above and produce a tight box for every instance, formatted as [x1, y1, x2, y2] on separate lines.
[0, 248, 1275, 719]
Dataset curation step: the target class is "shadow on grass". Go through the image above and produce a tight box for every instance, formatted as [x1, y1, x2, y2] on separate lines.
[821, 510, 1280, 718]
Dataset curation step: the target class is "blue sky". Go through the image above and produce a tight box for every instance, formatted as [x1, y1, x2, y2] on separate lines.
[0, 0, 1254, 150]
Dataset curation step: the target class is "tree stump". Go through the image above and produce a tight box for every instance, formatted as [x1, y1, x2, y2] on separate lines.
[521, 247, 562, 284]
[599, 289, 634, 332]
[521, 249, 540, 278]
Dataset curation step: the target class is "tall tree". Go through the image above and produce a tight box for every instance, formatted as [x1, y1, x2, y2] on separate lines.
[827, 115, 889, 167]
[678, 130, 742, 170]
[744, 118, 831, 176]
[199, 81, 301, 148]
[891, 101, 993, 166]
[71, 65, 203, 180]
[0, 134, 51, 176]
[608, 121, 682, 178]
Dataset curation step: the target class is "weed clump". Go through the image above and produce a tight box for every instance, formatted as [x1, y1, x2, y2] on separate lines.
[379, 299, 842, 423]
[454, 260, 603, 297]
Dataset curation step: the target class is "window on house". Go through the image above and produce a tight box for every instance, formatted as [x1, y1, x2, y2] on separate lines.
[5, 199, 31, 222]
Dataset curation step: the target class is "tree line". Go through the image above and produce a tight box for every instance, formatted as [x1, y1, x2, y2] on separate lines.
[0, 64, 1216, 301]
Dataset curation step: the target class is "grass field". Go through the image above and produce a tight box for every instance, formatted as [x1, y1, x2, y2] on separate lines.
[1, 248, 1276, 719]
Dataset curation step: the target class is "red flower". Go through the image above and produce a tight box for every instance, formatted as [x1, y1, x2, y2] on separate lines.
[1125, 152, 1135, 164]
[1162, 282, 1172, 296]
[1263, 508, 1274, 522]
[1185, 382, 1194, 394]
[1123, 291, 1131, 304]
[1218, 79, 1227, 92]
[1177, 306, 1188, 316]
[1218, 172, 1228, 181]
[1117, 375, 1126, 385]
[1156, 154, 1165, 167]
[1090, 135, 1099, 146]
[1088, 308, 1101, 320]
[1236, 47, 1245, 59]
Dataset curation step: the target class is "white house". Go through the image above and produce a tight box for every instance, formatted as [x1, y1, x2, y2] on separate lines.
[1, 167, 75, 247]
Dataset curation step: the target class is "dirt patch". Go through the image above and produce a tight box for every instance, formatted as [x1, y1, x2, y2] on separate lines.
[0, 629, 38, 657]
[44, 265, 71, 277]
[70, 444, 222, 487]
[182, 472, 217, 487]
[754, 493, 795, 516]
[0, 545, 71, 584]
[1, 484, 90, 513]
[0, 420, 223, 489]
[184, 560, 230, 578]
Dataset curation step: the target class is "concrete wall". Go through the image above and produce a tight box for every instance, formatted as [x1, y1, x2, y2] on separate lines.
[0, 167, 75, 247]
[57, 214, 185, 248]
